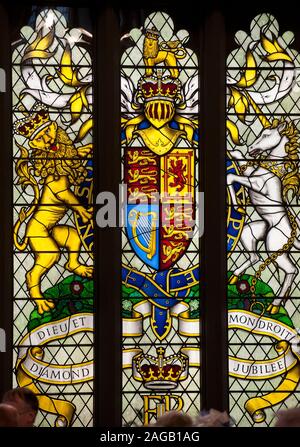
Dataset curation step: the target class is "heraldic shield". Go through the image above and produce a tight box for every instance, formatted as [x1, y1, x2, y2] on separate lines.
[125, 147, 195, 270]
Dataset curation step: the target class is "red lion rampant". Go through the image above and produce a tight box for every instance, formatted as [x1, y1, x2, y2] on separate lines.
[168, 159, 187, 192]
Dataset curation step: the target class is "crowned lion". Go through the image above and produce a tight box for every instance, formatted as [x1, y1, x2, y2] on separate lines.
[143, 27, 186, 79]
[14, 106, 93, 314]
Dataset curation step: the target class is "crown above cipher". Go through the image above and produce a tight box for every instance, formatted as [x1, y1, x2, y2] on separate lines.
[134, 347, 188, 390]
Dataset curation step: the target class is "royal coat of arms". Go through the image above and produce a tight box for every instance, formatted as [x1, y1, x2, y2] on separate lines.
[121, 12, 200, 425]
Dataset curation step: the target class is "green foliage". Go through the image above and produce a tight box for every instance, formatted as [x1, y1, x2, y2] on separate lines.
[227, 271, 294, 327]
[28, 275, 93, 332]
[122, 284, 144, 317]
[121, 284, 200, 318]
[188, 299, 200, 319]
[122, 285, 143, 298]
[187, 284, 200, 298]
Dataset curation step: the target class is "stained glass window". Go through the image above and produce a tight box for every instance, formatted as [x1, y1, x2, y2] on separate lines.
[227, 13, 300, 426]
[121, 11, 200, 425]
[12, 7, 94, 426]
[9, 4, 300, 430]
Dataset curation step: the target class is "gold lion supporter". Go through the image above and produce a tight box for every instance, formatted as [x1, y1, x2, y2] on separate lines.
[13, 105, 93, 315]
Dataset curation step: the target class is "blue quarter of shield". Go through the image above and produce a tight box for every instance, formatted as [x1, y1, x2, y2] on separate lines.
[126, 204, 159, 269]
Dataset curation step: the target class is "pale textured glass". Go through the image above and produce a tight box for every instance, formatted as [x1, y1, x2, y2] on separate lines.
[12, 7, 94, 427]
[121, 10, 200, 426]
[227, 12, 300, 427]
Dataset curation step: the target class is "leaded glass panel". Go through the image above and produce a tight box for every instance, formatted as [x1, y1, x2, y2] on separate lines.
[227, 13, 300, 426]
[12, 7, 94, 427]
[121, 10, 200, 426]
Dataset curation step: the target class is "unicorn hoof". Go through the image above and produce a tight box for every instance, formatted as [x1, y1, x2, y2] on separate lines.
[267, 304, 280, 315]
[228, 274, 239, 285]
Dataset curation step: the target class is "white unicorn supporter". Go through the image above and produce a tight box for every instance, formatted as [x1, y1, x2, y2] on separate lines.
[228, 119, 300, 314]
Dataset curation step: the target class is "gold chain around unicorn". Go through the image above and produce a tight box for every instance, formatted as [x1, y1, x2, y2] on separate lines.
[238, 160, 298, 312]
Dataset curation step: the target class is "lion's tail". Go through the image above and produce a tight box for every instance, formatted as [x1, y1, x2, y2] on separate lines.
[13, 207, 31, 251]
[13, 143, 40, 251]
[13, 185, 40, 251]
[173, 49, 187, 59]
[159, 42, 187, 59]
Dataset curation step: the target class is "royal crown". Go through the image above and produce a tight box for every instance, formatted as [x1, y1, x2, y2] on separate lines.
[134, 347, 188, 390]
[144, 26, 160, 40]
[14, 103, 50, 140]
[138, 74, 181, 102]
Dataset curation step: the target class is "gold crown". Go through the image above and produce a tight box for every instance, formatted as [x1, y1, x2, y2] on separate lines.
[14, 104, 50, 140]
[133, 347, 188, 390]
[138, 74, 181, 101]
[144, 26, 160, 40]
